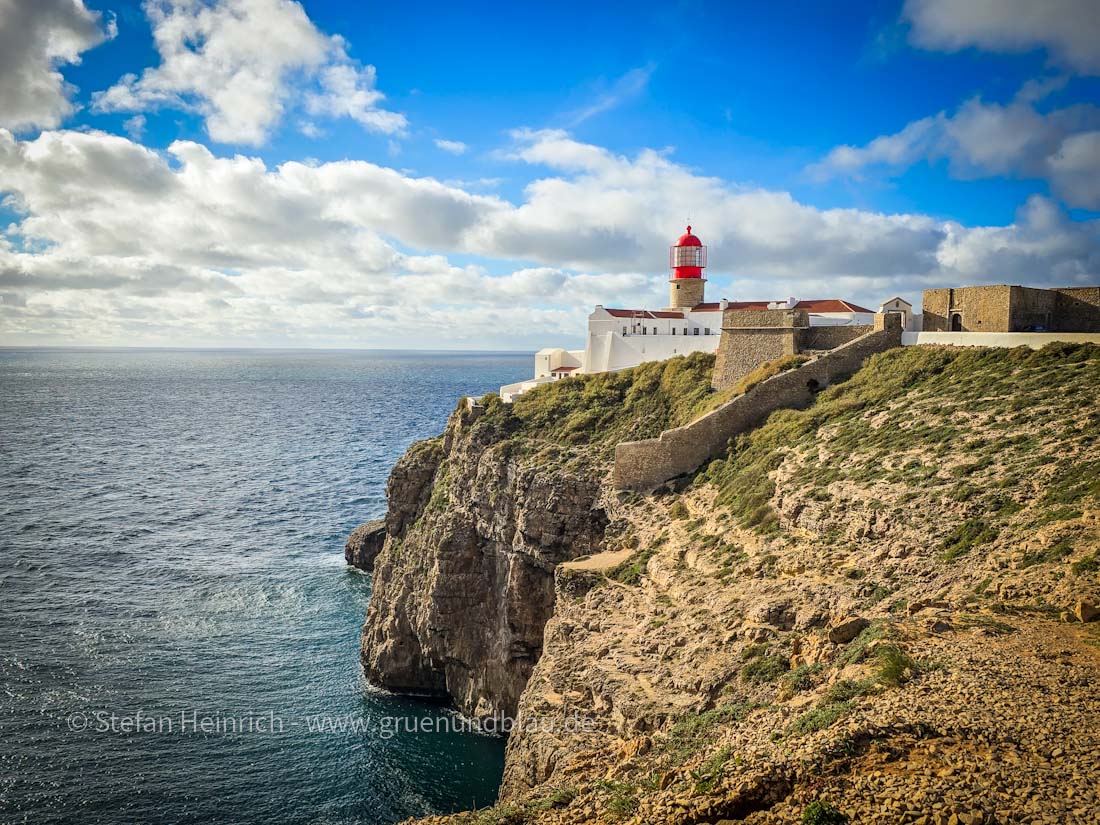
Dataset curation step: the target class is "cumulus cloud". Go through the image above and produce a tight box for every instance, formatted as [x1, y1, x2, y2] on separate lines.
[434, 138, 468, 155]
[304, 62, 407, 135]
[904, 0, 1100, 75]
[0, 0, 114, 132]
[91, 0, 405, 145]
[810, 85, 1100, 209]
[0, 128, 1097, 347]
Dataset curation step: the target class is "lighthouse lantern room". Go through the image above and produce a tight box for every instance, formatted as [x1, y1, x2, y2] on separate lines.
[667, 225, 708, 310]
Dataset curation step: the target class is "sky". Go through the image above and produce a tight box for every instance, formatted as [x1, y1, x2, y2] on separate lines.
[0, 0, 1099, 350]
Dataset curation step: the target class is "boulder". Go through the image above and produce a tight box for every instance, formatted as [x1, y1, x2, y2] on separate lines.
[1074, 600, 1099, 623]
[827, 616, 870, 644]
[344, 518, 386, 572]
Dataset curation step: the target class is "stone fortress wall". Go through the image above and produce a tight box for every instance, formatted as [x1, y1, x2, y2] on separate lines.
[711, 308, 805, 389]
[802, 323, 874, 350]
[613, 314, 904, 491]
[711, 307, 875, 390]
[923, 285, 1100, 333]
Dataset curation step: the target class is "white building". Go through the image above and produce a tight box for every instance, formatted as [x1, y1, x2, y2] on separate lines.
[878, 296, 921, 331]
[500, 227, 875, 402]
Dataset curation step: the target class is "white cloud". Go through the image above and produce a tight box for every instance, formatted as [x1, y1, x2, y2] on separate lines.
[904, 0, 1100, 75]
[434, 138, 468, 155]
[565, 64, 655, 126]
[123, 114, 147, 140]
[810, 85, 1100, 208]
[811, 116, 940, 177]
[92, 0, 404, 145]
[304, 61, 407, 135]
[0, 127, 1097, 347]
[1047, 131, 1100, 210]
[0, 0, 113, 132]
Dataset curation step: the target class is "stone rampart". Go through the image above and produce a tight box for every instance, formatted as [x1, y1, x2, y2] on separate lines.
[711, 308, 806, 390]
[613, 317, 902, 491]
[802, 324, 873, 350]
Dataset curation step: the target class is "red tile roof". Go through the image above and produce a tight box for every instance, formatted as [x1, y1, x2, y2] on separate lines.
[603, 308, 685, 319]
[694, 299, 874, 313]
[692, 301, 768, 312]
[797, 299, 874, 313]
[551, 365, 578, 373]
[601, 300, 873, 316]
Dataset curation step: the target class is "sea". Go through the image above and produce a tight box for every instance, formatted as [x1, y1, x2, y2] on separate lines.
[0, 348, 532, 825]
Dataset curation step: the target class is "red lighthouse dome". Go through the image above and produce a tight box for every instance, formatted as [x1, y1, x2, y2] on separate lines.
[670, 225, 707, 279]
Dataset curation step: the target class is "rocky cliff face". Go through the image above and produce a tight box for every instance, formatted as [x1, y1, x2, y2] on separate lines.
[359, 403, 610, 721]
[345, 519, 386, 571]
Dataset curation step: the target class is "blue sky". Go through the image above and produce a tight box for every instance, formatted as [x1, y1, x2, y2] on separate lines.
[72, 0, 1096, 224]
[1, 0, 1098, 348]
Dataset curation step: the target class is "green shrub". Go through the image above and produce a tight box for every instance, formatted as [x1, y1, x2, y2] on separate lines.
[691, 746, 733, 793]
[782, 664, 821, 694]
[1072, 551, 1099, 575]
[836, 621, 891, 668]
[608, 545, 658, 585]
[824, 679, 872, 702]
[788, 701, 852, 737]
[802, 800, 850, 825]
[661, 703, 752, 763]
[1019, 538, 1074, 568]
[740, 656, 790, 683]
[939, 519, 999, 562]
[874, 644, 915, 687]
[593, 780, 640, 820]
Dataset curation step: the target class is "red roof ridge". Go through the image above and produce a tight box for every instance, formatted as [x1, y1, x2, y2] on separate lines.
[602, 308, 685, 319]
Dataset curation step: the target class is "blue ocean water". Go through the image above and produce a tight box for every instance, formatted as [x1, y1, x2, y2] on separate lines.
[0, 349, 531, 825]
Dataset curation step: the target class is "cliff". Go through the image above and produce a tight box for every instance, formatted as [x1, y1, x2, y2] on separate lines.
[364, 344, 1100, 824]
[359, 353, 721, 721]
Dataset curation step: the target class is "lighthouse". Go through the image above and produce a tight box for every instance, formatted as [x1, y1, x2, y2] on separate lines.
[666, 225, 707, 310]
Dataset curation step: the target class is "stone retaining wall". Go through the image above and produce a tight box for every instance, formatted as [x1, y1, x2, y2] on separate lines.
[613, 315, 902, 491]
[802, 324, 873, 350]
[711, 308, 805, 390]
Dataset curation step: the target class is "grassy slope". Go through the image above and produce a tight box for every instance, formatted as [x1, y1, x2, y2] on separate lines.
[704, 342, 1100, 541]
[474, 352, 722, 460]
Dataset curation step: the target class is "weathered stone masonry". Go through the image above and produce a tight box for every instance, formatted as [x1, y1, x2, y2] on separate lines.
[802, 323, 873, 350]
[711, 307, 874, 390]
[711, 308, 805, 389]
[923, 285, 1100, 333]
[614, 314, 903, 491]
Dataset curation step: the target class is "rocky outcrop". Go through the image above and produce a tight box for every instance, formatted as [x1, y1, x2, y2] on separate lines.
[360, 405, 610, 721]
[344, 519, 386, 571]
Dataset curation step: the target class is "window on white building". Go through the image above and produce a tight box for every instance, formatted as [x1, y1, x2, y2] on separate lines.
[622, 326, 627, 335]
[683, 327, 688, 335]
[705, 327, 710, 335]
[693, 328, 699, 336]
[652, 327, 657, 335]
